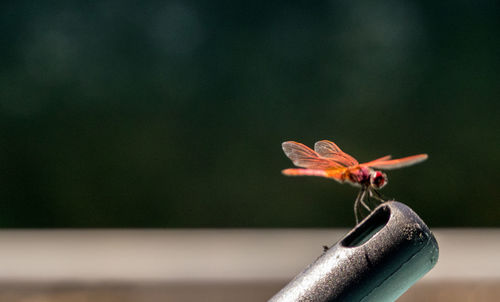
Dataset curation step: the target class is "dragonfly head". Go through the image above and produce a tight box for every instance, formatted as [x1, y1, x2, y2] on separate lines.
[370, 171, 387, 189]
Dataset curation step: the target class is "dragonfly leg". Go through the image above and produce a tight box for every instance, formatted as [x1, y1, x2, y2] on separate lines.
[354, 188, 369, 224]
[370, 188, 386, 203]
[354, 189, 363, 224]
[359, 190, 371, 212]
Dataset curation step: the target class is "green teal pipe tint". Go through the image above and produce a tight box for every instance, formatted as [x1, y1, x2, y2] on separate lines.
[268, 201, 439, 302]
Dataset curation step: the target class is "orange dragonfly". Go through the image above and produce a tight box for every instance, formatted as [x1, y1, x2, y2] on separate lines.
[281, 140, 428, 223]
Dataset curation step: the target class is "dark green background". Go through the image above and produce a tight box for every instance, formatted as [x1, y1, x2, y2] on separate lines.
[1, 1, 499, 227]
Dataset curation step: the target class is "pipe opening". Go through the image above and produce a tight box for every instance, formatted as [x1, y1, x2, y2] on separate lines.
[341, 205, 391, 247]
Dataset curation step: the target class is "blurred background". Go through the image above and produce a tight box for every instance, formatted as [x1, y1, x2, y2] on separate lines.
[0, 1, 499, 301]
[0, 0, 499, 228]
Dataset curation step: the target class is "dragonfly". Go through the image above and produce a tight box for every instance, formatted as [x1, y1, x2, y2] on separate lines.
[281, 140, 428, 223]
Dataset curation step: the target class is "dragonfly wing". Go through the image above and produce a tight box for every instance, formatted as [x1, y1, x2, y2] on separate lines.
[314, 140, 359, 166]
[362, 155, 391, 166]
[282, 141, 342, 169]
[372, 155, 391, 161]
[363, 154, 428, 170]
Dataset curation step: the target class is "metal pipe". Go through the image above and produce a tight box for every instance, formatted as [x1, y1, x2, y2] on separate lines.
[268, 201, 439, 302]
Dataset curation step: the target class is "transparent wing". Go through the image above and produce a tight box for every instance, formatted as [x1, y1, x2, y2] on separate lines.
[362, 154, 428, 170]
[362, 155, 391, 166]
[314, 140, 359, 166]
[282, 141, 343, 169]
[372, 155, 392, 161]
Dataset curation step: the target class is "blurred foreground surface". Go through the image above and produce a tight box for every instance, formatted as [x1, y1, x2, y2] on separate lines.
[0, 229, 498, 301]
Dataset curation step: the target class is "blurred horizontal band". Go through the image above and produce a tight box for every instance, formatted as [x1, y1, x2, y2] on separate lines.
[0, 229, 497, 283]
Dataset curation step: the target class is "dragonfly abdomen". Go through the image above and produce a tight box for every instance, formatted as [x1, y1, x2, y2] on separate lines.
[282, 168, 328, 177]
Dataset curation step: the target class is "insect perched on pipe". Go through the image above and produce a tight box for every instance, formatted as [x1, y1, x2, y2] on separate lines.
[281, 140, 428, 223]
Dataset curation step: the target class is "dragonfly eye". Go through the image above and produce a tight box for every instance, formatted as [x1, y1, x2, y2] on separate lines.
[371, 171, 387, 189]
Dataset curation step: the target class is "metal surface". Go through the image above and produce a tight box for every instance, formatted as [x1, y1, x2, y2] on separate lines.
[268, 201, 439, 302]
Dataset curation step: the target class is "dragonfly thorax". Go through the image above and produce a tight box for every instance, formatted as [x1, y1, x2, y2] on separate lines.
[347, 167, 387, 189]
[347, 166, 372, 186]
